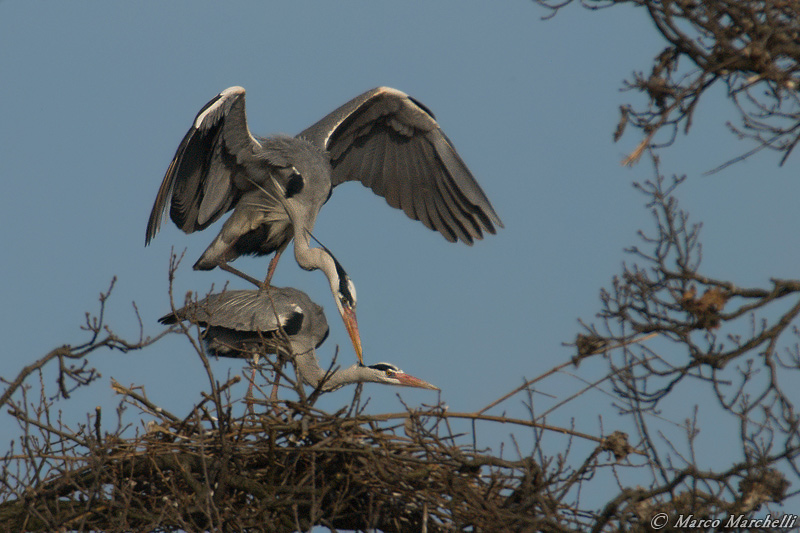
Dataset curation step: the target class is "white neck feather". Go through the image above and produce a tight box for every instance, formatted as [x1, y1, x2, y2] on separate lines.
[294, 350, 374, 391]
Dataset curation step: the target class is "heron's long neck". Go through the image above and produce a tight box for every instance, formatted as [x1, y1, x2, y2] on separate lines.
[292, 228, 339, 295]
[295, 350, 363, 391]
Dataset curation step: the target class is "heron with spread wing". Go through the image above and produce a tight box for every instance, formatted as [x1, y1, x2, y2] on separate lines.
[146, 86, 503, 365]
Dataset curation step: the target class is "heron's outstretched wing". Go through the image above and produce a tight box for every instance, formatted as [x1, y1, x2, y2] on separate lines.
[146, 86, 264, 244]
[299, 87, 503, 244]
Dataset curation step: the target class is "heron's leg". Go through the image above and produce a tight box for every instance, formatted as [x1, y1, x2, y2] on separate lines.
[263, 241, 289, 288]
[264, 252, 281, 288]
[267, 355, 288, 415]
[219, 263, 263, 289]
[246, 366, 257, 398]
[245, 353, 260, 414]
[269, 373, 281, 401]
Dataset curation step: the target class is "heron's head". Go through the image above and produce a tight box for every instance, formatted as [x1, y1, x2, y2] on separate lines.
[301, 230, 363, 365]
[324, 248, 363, 365]
[364, 363, 440, 390]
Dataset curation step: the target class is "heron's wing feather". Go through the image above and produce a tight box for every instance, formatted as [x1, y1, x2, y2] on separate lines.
[161, 289, 307, 334]
[203, 290, 287, 333]
[146, 87, 263, 244]
[298, 87, 503, 244]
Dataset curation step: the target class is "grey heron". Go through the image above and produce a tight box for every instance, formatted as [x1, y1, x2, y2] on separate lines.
[159, 287, 439, 392]
[145, 86, 503, 361]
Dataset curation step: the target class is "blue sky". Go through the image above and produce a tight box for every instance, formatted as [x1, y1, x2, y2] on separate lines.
[2, 0, 799, 514]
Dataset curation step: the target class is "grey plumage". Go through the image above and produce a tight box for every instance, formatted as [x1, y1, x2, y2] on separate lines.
[146, 86, 503, 270]
[146, 86, 505, 367]
[300, 87, 503, 242]
[160, 287, 439, 392]
[159, 287, 327, 357]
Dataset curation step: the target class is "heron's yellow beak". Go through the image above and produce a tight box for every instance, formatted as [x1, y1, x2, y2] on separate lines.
[341, 307, 364, 365]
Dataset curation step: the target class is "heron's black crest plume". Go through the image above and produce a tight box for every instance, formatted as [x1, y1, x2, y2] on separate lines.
[306, 229, 351, 290]
[369, 363, 400, 372]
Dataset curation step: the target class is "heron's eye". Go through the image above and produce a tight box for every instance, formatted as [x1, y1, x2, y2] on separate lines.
[339, 294, 354, 310]
[385, 369, 395, 377]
